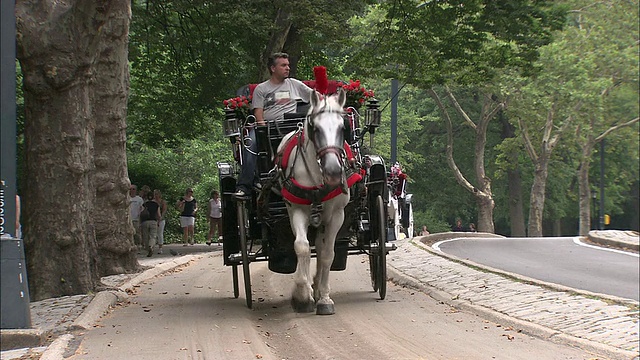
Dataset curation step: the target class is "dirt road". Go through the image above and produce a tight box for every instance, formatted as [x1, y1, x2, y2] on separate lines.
[68, 253, 604, 359]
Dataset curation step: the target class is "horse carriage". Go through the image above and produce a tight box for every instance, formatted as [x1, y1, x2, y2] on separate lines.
[217, 76, 397, 315]
[388, 162, 414, 239]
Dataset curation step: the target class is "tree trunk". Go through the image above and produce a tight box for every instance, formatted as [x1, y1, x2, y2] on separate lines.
[92, 3, 139, 276]
[258, 8, 292, 81]
[552, 219, 562, 236]
[577, 142, 595, 236]
[16, 1, 125, 300]
[476, 194, 495, 233]
[527, 157, 550, 237]
[507, 169, 527, 236]
[473, 100, 495, 233]
[283, 25, 302, 78]
[499, 113, 526, 236]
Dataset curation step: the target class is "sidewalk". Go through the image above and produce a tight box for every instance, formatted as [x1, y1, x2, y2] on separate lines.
[0, 243, 223, 360]
[1, 232, 638, 359]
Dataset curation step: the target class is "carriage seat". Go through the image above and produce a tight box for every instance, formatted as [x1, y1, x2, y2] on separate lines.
[255, 111, 307, 179]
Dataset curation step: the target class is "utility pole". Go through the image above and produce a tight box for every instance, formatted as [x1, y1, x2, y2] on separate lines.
[390, 79, 398, 164]
[599, 140, 605, 230]
[1, 0, 32, 329]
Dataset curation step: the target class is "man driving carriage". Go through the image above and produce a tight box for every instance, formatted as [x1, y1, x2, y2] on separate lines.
[234, 52, 313, 198]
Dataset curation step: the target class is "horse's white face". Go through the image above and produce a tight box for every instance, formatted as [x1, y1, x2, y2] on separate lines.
[307, 89, 347, 187]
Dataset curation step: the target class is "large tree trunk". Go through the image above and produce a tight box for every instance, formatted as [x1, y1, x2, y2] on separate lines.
[16, 1, 126, 300]
[473, 100, 495, 233]
[527, 157, 550, 237]
[507, 169, 527, 236]
[518, 103, 572, 238]
[92, 3, 138, 276]
[577, 142, 595, 236]
[258, 8, 292, 80]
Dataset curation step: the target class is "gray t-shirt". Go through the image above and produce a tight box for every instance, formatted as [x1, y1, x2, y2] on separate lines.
[251, 78, 312, 121]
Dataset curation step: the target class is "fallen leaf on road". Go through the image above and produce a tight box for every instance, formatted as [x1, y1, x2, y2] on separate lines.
[256, 355, 263, 359]
[502, 334, 514, 341]
[243, 340, 252, 344]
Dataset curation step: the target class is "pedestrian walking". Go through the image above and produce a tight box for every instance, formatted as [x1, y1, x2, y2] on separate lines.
[154, 189, 168, 254]
[206, 190, 223, 245]
[177, 188, 197, 245]
[129, 184, 144, 249]
[141, 191, 161, 257]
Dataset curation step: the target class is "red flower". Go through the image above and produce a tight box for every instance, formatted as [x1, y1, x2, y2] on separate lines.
[341, 79, 374, 108]
[223, 95, 252, 118]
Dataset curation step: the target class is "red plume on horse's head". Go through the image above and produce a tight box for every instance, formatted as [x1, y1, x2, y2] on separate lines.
[313, 66, 328, 95]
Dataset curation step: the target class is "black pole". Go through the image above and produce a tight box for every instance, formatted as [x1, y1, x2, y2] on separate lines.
[390, 79, 398, 164]
[1, 0, 17, 237]
[599, 140, 605, 230]
[1, 0, 32, 330]
[591, 190, 596, 230]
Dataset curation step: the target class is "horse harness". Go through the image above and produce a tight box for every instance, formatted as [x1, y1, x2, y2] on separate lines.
[274, 130, 363, 207]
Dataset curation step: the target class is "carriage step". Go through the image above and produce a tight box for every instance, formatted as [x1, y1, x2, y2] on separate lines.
[227, 252, 258, 264]
[368, 242, 397, 253]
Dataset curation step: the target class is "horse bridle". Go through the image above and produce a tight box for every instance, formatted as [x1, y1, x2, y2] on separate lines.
[305, 101, 346, 166]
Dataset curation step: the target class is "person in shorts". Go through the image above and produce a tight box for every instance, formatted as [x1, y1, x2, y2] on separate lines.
[206, 190, 222, 245]
[176, 188, 197, 245]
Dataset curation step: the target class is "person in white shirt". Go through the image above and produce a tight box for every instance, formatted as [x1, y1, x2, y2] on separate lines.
[206, 190, 223, 245]
[129, 184, 144, 248]
[233, 52, 313, 198]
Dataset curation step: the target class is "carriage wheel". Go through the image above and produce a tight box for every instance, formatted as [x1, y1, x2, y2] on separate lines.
[369, 254, 378, 292]
[374, 194, 387, 300]
[232, 265, 240, 298]
[236, 201, 252, 308]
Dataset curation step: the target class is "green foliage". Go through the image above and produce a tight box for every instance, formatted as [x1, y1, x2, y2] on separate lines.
[127, 134, 232, 242]
[350, 1, 566, 86]
[412, 209, 454, 234]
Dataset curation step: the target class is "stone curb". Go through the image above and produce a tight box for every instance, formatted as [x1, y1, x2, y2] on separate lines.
[588, 231, 639, 252]
[0, 328, 45, 352]
[387, 237, 639, 360]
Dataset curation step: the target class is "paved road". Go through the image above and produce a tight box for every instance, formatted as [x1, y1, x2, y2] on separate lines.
[434, 237, 640, 301]
[66, 254, 600, 360]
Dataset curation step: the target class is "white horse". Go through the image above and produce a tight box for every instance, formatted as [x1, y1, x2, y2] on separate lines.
[276, 88, 349, 315]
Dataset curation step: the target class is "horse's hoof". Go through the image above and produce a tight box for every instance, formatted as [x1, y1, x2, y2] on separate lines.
[291, 298, 315, 313]
[316, 303, 335, 315]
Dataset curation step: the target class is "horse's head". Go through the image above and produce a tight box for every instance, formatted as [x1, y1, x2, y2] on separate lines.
[306, 89, 347, 187]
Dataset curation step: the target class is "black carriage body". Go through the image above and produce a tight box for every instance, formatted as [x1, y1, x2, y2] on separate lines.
[218, 105, 394, 264]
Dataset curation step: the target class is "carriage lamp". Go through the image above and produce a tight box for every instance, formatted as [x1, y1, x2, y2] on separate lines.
[217, 162, 233, 178]
[365, 98, 381, 128]
[224, 108, 241, 137]
[405, 193, 412, 205]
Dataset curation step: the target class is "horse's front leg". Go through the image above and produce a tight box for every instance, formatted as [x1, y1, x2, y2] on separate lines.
[314, 199, 346, 315]
[288, 205, 314, 313]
